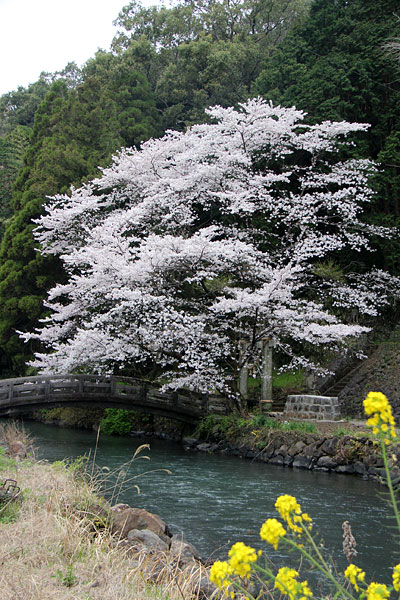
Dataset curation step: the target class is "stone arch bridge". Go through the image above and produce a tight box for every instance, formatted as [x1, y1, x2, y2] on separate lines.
[0, 374, 233, 424]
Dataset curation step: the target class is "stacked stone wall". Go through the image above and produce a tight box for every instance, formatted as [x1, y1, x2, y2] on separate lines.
[284, 395, 340, 420]
[182, 432, 398, 483]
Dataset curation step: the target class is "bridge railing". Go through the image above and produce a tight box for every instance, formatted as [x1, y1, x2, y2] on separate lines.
[0, 374, 231, 419]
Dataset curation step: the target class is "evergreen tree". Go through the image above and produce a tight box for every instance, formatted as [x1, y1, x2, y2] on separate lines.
[113, 0, 309, 130]
[0, 82, 70, 375]
[0, 125, 31, 235]
[0, 77, 50, 136]
[255, 0, 400, 272]
[0, 65, 160, 376]
[256, 0, 400, 156]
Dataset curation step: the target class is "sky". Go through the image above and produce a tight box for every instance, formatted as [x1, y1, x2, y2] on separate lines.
[0, 0, 161, 96]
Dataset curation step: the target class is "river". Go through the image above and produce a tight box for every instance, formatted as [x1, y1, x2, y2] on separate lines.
[13, 419, 400, 582]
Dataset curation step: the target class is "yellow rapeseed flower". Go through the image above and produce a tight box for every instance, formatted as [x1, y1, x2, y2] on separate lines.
[344, 563, 366, 592]
[228, 541, 257, 579]
[275, 494, 313, 534]
[366, 582, 390, 600]
[260, 518, 286, 549]
[393, 564, 400, 592]
[274, 567, 313, 600]
[363, 392, 397, 444]
[209, 560, 233, 590]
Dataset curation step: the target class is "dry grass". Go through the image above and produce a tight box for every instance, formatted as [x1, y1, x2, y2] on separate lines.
[0, 419, 35, 454]
[0, 457, 208, 600]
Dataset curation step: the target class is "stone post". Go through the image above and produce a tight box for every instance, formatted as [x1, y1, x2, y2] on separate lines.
[260, 337, 275, 413]
[239, 339, 249, 400]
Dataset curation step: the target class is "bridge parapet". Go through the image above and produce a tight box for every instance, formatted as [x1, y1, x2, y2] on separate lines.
[0, 374, 233, 423]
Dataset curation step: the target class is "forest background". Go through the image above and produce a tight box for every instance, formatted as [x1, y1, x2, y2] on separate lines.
[0, 0, 399, 383]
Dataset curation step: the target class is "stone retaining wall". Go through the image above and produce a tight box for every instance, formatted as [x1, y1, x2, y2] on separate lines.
[284, 395, 340, 420]
[182, 432, 400, 484]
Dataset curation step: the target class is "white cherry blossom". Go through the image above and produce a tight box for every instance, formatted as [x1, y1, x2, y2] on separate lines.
[21, 98, 396, 396]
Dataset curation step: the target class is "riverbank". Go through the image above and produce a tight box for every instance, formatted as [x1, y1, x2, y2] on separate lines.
[182, 427, 394, 481]
[0, 438, 212, 600]
[28, 406, 399, 483]
[181, 411, 400, 482]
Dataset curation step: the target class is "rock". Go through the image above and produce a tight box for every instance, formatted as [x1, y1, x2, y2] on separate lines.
[319, 437, 339, 456]
[268, 455, 284, 466]
[197, 574, 217, 600]
[292, 455, 311, 469]
[368, 467, 386, 479]
[263, 444, 276, 459]
[9, 440, 27, 458]
[127, 528, 169, 552]
[301, 443, 318, 459]
[170, 535, 202, 564]
[354, 461, 367, 475]
[111, 507, 172, 545]
[110, 503, 130, 513]
[182, 437, 199, 447]
[336, 464, 355, 474]
[288, 441, 306, 456]
[317, 455, 337, 470]
[197, 443, 212, 452]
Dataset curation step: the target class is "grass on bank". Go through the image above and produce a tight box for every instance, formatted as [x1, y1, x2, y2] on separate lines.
[0, 440, 205, 600]
[194, 412, 318, 442]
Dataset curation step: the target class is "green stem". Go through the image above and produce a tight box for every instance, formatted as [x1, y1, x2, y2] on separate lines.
[231, 578, 257, 600]
[282, 536, 356, 600]
[380, 436, 400, 535]
[302, 522, 333, 574]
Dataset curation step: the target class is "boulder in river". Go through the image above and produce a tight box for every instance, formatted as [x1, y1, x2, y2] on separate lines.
[111, 506, 172, 545]
[127, 528, 170, 552]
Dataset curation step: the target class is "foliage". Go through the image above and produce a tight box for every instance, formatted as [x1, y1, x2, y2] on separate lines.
[53, 565, 78, 588]
[112, 0, 309, 130]
[0, 126, 31, 236]
[256, 0, 400, 156]
[279, 420, 317, 434]
[0, 76, 50, 136]
[334, 426, 356, 438]
[248, 414, 317, 434]
[255, 0, 400, 274]
[195, 414, 240, 438]
[0, 446, 15, 472]
[100, 408, 135, 436]
[23, 98, 398, 396]
[1, 0, 399, 382]
[273, 370, 305, 390]
[195, 412, 317, 439]
[114, 0, 308, 50]
[210, 392, 400, 600]
[38, 407, 104, 429]
[0, 57, 159, 376]
[0, 498, 20, 524]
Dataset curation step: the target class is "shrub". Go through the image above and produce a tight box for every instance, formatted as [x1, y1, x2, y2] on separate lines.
[100, 408, 134, 436]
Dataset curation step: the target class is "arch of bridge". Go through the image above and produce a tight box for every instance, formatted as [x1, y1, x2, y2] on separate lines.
[0, 374, 232, 424]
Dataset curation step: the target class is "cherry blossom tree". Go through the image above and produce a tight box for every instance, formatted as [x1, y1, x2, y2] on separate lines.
[21, 98, 395, 397]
